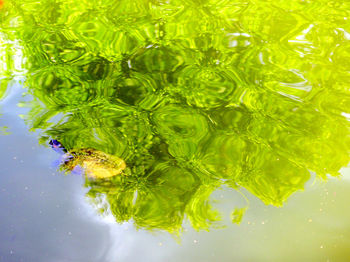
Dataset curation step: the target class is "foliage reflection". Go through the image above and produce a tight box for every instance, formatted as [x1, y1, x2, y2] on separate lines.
[1, 0, 350, 233]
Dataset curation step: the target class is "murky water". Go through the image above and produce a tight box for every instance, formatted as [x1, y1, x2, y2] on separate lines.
[1, 0, 350, 261]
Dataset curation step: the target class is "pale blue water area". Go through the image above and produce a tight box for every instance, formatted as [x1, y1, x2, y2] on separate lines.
[1, 84, 350, 262]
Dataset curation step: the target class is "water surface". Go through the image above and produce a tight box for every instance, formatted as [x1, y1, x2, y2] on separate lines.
[0, 0, 350, 261]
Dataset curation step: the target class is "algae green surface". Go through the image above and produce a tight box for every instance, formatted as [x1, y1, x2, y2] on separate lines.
[0, 0, 350, 233]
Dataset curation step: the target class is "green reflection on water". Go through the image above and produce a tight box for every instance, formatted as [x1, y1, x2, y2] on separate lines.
[1, 0, 350, 233]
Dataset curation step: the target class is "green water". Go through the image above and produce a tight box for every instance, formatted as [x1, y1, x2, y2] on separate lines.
[0, 0, 350, 240]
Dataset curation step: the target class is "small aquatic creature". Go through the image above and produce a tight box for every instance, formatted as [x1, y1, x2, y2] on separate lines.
[49, 140, 126, 179]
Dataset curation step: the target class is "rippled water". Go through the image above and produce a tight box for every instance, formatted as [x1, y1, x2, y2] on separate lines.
[1, 0, 350, 261]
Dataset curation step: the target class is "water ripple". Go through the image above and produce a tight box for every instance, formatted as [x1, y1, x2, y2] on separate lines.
[1, 0, 350, 232]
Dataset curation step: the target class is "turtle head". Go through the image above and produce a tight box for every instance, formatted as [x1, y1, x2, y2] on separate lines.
[49, 139, 67, 154]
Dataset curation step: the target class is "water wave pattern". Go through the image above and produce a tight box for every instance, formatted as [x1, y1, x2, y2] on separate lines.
[1, 0, 350, 232]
